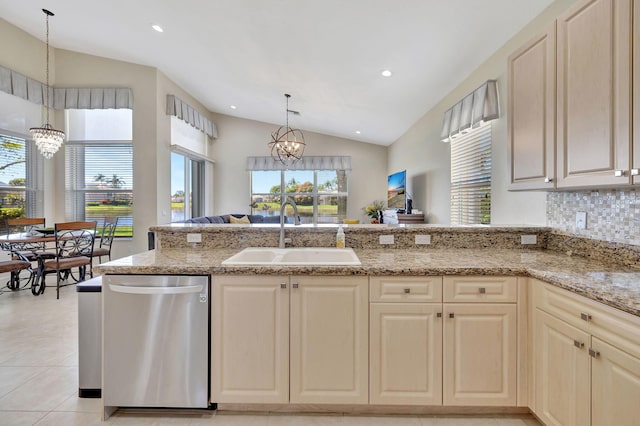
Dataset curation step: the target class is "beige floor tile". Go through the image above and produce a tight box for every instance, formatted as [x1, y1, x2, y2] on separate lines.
[0, 410, 48, 426]
[342, 414, 422, 425]
[0, 366, 46, 399]
[201, 413, 269, 426]
[0, 366, 77, 411]
[267, 413, 343, 426]
[54, 394, 103, 413]
[34, 411, 103, 425]
[109, 410, 217, 425]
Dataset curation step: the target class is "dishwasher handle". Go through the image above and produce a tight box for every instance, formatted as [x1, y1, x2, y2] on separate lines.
[109, 284, 204, 295]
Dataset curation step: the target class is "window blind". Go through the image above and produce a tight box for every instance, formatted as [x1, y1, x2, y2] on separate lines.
[450, 123, 492, 225]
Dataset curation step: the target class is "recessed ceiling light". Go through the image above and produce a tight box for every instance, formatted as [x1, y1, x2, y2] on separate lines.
[381, 69, 392, 77]
[355, 130, 361, 134]
[151, 24, 164, 33]
[230, 105, 237, 110]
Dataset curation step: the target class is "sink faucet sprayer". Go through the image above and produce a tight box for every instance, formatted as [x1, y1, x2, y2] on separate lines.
[279, 196, 300, 248]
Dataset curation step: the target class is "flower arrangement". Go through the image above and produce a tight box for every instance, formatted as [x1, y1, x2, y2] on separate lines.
[362, 200, 385, 223]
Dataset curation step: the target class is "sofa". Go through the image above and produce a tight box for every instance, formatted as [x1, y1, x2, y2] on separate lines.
[181, 214, 286, 224]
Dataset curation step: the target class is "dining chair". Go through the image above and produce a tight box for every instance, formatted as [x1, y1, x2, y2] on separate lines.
[1, 259, 33, 293]
[90, 217, 118, 266]
[5, 217, 55, 291]
[37, 221, 97, 299]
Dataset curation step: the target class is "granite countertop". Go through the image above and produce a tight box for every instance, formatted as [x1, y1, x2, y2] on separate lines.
[96, 247, 640, 317]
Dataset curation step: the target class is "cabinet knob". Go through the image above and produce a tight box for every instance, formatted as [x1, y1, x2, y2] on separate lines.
[280, 283, 287, 289]
[436, 312, 442, 318]
[589, 348, 600, 358]
[574, 340, 584, 349]
[478, 287, 486, 294]
[448, 313, 455, 318]
[614, 170, 626, 177]
[404, 288, 411, 294]
[580, 312, 592, 322]
[631, 168, 639, 176]
[292, 283, 299, 289]
[544, 177, 552, 183]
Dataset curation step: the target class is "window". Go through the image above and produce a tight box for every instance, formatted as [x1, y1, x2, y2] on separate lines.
[250, 169, 348, 224]
[0, 131, 43, 228]
[171, 151, 205, 222]
[65, 109, 133, 237]
[450, 122, 491, 225]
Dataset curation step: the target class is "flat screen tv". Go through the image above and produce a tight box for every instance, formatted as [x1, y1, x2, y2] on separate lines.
[387, 170, 406, 210]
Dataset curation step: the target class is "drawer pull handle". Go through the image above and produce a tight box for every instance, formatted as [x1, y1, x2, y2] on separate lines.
[436, 312, 442, 318]
[589, 348, 600, 358]
[448, 313, 455, 318]
[614, 169, 625, 177]
[292, 283, 299, 289]
[544, 177, 552, 183]
[478, 287, 486, 294]
[280, 283, 287, 289]
[631, 168, 639, 176]
[574, 340, 584, 349]
[580, 312, 592, 322]
[404, 288, 411, 294]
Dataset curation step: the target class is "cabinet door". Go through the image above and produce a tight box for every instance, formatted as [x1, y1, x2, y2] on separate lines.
[211, 275, 289, 403]
[370, 303, 442, 405]
[290, 276, 368, 404]
[507, 22, 556, 190]
[556, 0, 632, 187]
[534, 309, 590, 426]
[443, 304, 517, 406]
[591, 337, 640, 426]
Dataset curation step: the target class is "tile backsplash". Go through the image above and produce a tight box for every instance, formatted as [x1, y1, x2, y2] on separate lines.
[547, 189, 640, 246]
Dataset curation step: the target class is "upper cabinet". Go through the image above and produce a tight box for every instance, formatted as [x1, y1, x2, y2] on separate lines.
[556, 0, 632, 188]
[508, 0, 638, 190]
[507, 23, 556, 190]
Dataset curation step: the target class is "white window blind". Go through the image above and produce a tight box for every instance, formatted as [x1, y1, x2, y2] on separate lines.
[450, 122, 492, 225]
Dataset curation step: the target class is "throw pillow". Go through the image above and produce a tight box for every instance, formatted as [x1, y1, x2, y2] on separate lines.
[229, 215, 251, 224]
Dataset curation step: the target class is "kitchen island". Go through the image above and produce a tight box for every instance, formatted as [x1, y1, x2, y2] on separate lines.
[97, 224, 640, 422]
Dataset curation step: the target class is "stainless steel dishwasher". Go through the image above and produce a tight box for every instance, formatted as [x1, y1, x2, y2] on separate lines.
[103, 274, 209, 408]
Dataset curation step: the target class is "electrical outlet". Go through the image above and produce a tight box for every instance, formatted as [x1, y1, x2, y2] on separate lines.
[521, 235, 537, 245]
[576, 211, 587, 230]
[379, 235, 394, 245]
[415, 234, 431, 245]
[186, 233, 202, 243]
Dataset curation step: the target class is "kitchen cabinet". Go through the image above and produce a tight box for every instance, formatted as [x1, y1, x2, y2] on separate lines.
[211, 275, 290, 403]
[556, 0, 632, 188]
[442, 276, 518, 406]
[369, 276, 519, 407]
[507, 22, 556, 190]
[290, 275, 369, 404]
[212, 275, 368, 405]
[532, 279, 640, 425]
[369, 276, 443, 405]
[634, 0, 640, 185]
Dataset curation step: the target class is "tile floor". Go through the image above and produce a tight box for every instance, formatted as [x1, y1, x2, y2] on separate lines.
[0, 275, 542, 425]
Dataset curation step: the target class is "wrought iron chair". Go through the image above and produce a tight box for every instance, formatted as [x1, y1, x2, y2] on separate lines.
[90, 217, 118, 266]
[5, 217, 55, 294]
[0, 259, 33, 294]
[38, 221, 97, 299]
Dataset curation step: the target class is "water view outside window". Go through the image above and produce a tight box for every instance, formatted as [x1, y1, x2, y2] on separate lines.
[250, 169, 348, 224]
[65, 110, 133, 237]
[170, 152, 204, 223]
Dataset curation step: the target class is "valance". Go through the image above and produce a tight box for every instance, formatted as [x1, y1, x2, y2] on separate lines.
[246, 156, 352, 171]
[166, 94, 218, 139]
[0, 65, 133, 109]
[440, 80, 499, 142]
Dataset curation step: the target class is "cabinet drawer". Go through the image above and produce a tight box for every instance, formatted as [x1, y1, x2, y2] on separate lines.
[443, 276, 517, 303]
[370, 276, 442, 303]
[533, 279, 640, 359]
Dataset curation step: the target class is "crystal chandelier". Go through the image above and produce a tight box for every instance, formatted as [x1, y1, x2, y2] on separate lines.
[268, 94, 305, 168]
[30, 9, 64, 159]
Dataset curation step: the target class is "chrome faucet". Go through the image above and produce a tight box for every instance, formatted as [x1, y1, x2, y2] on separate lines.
[279, 196, 300, 248]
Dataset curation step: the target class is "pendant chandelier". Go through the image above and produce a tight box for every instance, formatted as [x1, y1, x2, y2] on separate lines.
[268, 93, 305, 168]
[29, 9, 65, 159]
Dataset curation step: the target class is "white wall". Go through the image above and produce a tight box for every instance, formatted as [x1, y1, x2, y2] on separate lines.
[210, 112, 388, 223]
[388, 0, 580, 225]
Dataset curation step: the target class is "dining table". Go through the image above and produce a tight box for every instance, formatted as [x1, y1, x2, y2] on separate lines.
[0, 230, 57, 294]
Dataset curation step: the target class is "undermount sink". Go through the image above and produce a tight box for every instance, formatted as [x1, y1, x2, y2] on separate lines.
[222, 247, 361, 266]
